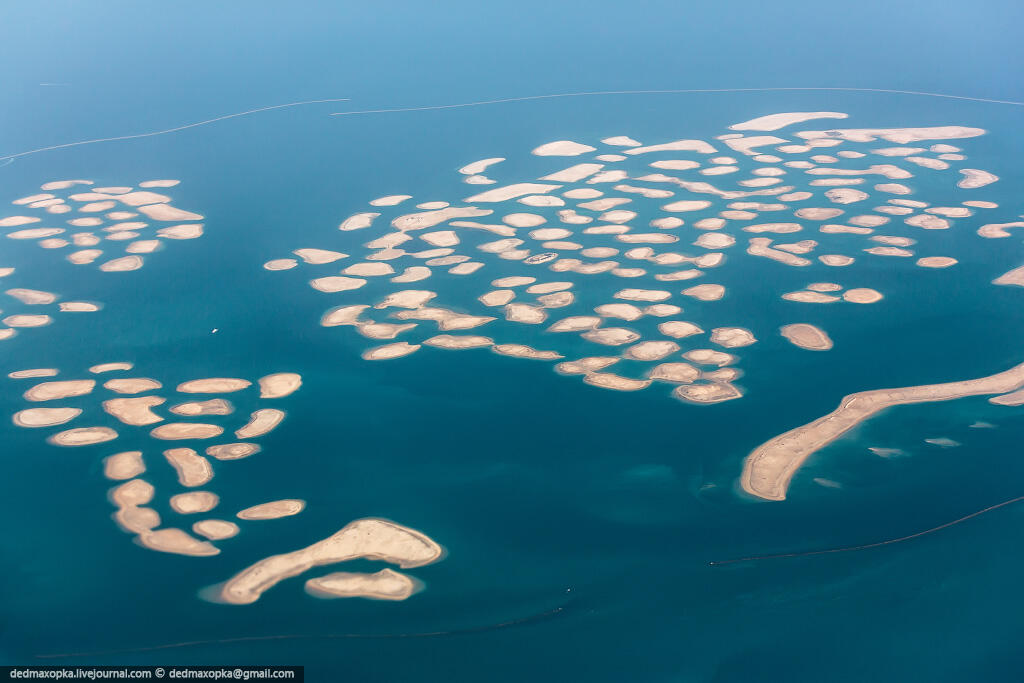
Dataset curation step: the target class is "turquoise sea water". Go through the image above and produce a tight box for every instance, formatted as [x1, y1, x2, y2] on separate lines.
[3, 2, 1024, 681]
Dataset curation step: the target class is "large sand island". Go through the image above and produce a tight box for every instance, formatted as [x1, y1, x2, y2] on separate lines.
[742, 360, 1024, 500]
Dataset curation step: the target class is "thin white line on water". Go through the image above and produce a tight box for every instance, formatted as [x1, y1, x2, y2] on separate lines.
[0, 98, 352, 162]
[328, 87, 1024, 116]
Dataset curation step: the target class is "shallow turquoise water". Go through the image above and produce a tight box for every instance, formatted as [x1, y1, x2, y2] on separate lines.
[3, 2, 1024, 681]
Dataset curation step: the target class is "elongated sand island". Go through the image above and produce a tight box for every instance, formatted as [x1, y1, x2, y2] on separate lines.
[305, 568, 420, 601]
[742, 360, 1024, 500]
[217, 518, 443, 604]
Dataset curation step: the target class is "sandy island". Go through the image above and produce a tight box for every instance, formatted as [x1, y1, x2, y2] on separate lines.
[193, 519, 240, 541]
[24, 379, 95, 401]
[13, 407, 81, 428]
[206, 443, 261, 460]
[164, 448, 214, 487]
[170, 491, 219, 514]
[177, 378, 252, 393]
[780, 323, 833, 350]
[218, 518, 442, 604]
[258, 373, 301, 398]
[104, 378, 162, 394]
[306, 569, 420, 601]
[151, 423, 224, 440]
[171, 399, 234, 416]
[48, 426, 118, 446]
[137, 529, 219, 556]
[103, 396, 165, 425]
[235, 409, 285, 438]
[237, 499, 306, 520]
[103, 451, 145, 480]
[742, 359, 1024, 501]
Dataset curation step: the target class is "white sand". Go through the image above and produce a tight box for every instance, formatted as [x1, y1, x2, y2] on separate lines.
[614, 288, 670, 302]
[137, 204, 203, 221]
[595, 303, 643, 321]
[626, 139, 716, 155]
[320, 305, 369, 327]
[218, 518, 442, 604]
[623, 341, 680, 361]
[164, 448, 214, 487]
[683, 349, 736, 366]
[3, 314, 52, 327]
[555, 357, 619, 374]
[504, 303, 547, 324]
[583, 373, 651, 391]
[648, 362, 700, 383]
[392, 266, 433, 282]
[843, 288, 883, 303]
[682, 284, 725, 301]
[541, 163, 604, 182]
[977, 222, 1024, 239]
[993, 266, 1024, 287]
[344, 262, 395, 276]
[548, 316, 601, 332]
[258, 373, 301, 398]
[730, 112, 847, 131]
[492, 344, 562, 360]
[0, 216, 42, 227]
[235, 409, 285, 438]
[674, 383, 742, 404]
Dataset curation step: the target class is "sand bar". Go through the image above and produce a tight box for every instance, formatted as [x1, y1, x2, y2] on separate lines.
[4, 314, 52, 327]
[48, 426, 118, 446]
[990, 389, 1024, 406]
[306, 568, 418, 601]
[218, 518, 442, 604]
[583, 373, 651, 391]
[164, 448, 214, 487]
[992, 266, 1024, 287]
[25, 379, 95, 401]
[9, 368, 58, 378]
[177, 378, 251, 394]
[103, 451, 145, 480]
[89, 362, 133, 373]
[235, 409, 285, 438]
[151, 423, 224, 440]
[237, 499, 306, 520]
[137, 529, 219, 556]
[13, 407, 81, 428]
[743, 359, 1024, 501]
[362, 342, 420, 360]
[6, 288, 57, 304]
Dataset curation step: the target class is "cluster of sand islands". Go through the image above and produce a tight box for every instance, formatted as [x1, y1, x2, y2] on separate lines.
[0, 285, 102, 340]
[259, 113, 1014, 412]
[1, 179, 202, 276]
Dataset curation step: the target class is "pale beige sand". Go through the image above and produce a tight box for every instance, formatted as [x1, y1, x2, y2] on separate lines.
[115, 501, 161, 535]
[320, 304, 369, 327]
[465, 183, 559, 203]
[422, 334, 494, 350]
[563, 188, 603, 199]
[602, 136, 642, 146]
[103, 451, 145, 480]
[99, 255, 144, 272]
[780, 323, 833, 350]
[662, 200, 711, 212]
[782, 290, 840, 303]
[170, 491, 219, 514]
[682, 284, 725, 301]
[258, 373, 301, 399]
[137, 204, 203, 221]
[206, 443, 261, 460]
[694, 233, 735, 249]
[138, 180, 180, 188]
[68, 249, 102, 265]
[41, 180, 93, 191]
[865, 246, 914, 257]
[3, 314, 52, 327]
[977, 222, 1024, 239]
[419, 230, 459, 248]
[71, 232, 100, 245]
[6, 288, 57, 304]
[614, 288, 670, 302]
[583, 372, 651, 391]
[623, 341, 680, 361]
[48, 426, 118, 446]
[519, 194, 566, 207]
[905, 156, 949, 170]
[742, 222, 802, 233]
[458, 158, 505, 174]
[294, 248, 347, 264]
[957, 168, 998, 189]
[683, 349, 736, 366]
[89, 362, 133, 374]
[658, 321, 704, 338]
[600, 209, 637, 223]
[647, 304, 683, 316]
[416, 201, 447, 209]
[990, 388, 1024, 406]
[306, 568, 419, 601]
[710, 327, 756, 348]
[338, 212, 381, 231]
[555, 356, 619, 374]
[654, 269, 703, 282]
[151, 423, 224, 440]
[613, 184, 673, 199]
[38, 237, 69, 247]
[504, 303, 547, 324]
[478, 290, 516, 307]
[219, 518, 441, 604]
[843, 288, 883, 303]
[104, 378, 162, 394]
[747, 238, 811, 267]
[963, 200, 998, 209]
[650, 217, 684, 230]
[177, 378, 252, 394]
[106, 211, 138, 219]
[615, 234, 677, 245]
[796, 126, 984, 144]
[0, 267, 12, 277]
[310, 276, 367, 293]
[916, 256, 958, 268]
[164, 448, 214, 487]
[156, 223, 203, 240]
[138, 528, 219, 556]
[926, 206, 972, 218]
[192, 519, 240, 541]
[13, 407, 81, 428]
[375, 290, 437, 309]
[13, 193, 56, 205]
[103, 397, 165, 426]
[825, 188, 869, 204]
[674, 382, 742, 404]
[992, 266, 1024, 287]
[904, 214, 949, 230]
[24, 379, 95, 401]
[541, 163, 604, 182]
[264, 259, 298, 271]
[730, 112, 848, 131]
[648, 362, 700, 383]
[492, 276, 535, 288]
[57, 301, 99, 312]
[362, 342, 421, 360]
[742, 359, 1024, 501]
[870, 235, 915, 246]
[819, 254, 855, 266]
[492, 344, 562, 360]
[235, 408, 285, 438]
[536, 291, 573, 307]
[806, 283, 842, 292]
[111, 478, 154, 508]
[370, 195, 413, 207]
[595, 303, 643, 320]
[794, 208, 844, 221]
[392, 266, 433, 283]
[9, 368, 58, 378]
[626, 139, 717, 156]
[464, 175, 496, 185]
[581, 327, 640, 345]
[548, 316, 601, 332]
[874, 183, 913, 195]
[0, 216, 42, 227]
[8, 228, 64, 239]
[532, 140, 596, 156]
[449, 261, 484, 275]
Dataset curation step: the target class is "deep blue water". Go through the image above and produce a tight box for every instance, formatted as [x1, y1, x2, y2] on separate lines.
[2, 2, 1024, 681]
